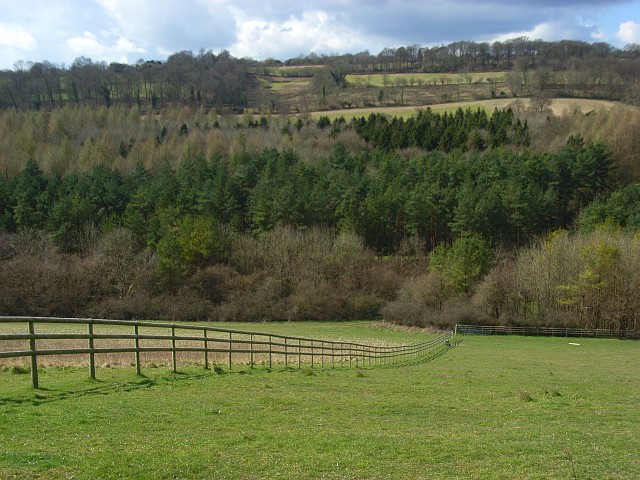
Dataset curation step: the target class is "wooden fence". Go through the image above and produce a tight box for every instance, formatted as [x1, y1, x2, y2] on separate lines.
[455, 324, 639, 339]
[0, 316, 454, 388]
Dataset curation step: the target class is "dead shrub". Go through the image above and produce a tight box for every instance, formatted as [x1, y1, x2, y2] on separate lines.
[183, 264, 241, 304]
[0, 254, 98, 316]
[212, 276, 288, 322]
[87, 294, 213, 321]
[398, 272, 448, 309]
[9, 228, 56, 260]
[229, 233, 265, 274]
[360, 261, 405, 300]
[473, 260, 517, 319]
[0, 233, 15, 261]
[433, 299, 487, 328]
[93, 228, 156, 297]
[381, 296, 486, 329]
[286, 279, 351, 321]
[380, 299, 431, 327]
[349, 293, 384, 320]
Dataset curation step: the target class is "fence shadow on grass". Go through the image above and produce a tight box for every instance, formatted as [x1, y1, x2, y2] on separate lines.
[0, 369, 217, 407]
[385, 338, 461, 369]
[1, 339, 462, 408]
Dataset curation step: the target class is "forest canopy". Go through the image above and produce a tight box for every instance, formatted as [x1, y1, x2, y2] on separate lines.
[0, 37, 639, 331]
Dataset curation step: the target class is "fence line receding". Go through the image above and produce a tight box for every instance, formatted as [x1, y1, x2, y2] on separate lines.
[0, 316, 454, 388]
[455, 324, 638, 338]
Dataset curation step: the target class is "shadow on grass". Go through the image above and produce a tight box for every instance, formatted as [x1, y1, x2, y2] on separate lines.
[377, 338, 461, 369]
[0, 370, 216, 407]
[1, 340, 461, 406]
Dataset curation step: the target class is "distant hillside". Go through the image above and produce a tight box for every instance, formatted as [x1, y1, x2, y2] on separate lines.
[1, 38, 638, 114]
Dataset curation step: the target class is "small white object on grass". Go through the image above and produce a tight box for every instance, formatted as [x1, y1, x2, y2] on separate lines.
[568, 342, 581, 346]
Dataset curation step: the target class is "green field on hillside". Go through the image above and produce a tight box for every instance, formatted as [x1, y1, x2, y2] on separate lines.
[346, 72, 507, 87]
[310, 98, 621, 121]
[1, 323, 638, 479]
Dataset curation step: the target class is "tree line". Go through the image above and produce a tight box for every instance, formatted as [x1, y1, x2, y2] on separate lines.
[0, 50, 253, 111]
[2, 38, 639, 113]
[351, 107, 530, 151]
[0, 134, 634, 329]
[0, 128, 615, 257]
[1, 99, 638, 329]
[282, 38, 640, 74]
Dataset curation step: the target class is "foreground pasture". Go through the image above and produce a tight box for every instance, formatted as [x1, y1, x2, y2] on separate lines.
[1, 329, 638, 479]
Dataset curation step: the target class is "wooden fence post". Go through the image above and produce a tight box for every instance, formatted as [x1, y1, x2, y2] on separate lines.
[228, 332, 232, 370]
[88, 322, 96, 380]
[171, 327, 177, 373]
[134, 324, 141, 375]
[28, 321, 39, 389]
[284, 337, 288, 368]
[250, 334, 254, 368]
[203, 329, 209, 370]
[331, 342, 335, 369]
[268, 335, 272, 369]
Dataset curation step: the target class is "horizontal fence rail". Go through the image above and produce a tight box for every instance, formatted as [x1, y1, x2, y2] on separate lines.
[456, 324, 639, 339]
[0, 317, 454, 388]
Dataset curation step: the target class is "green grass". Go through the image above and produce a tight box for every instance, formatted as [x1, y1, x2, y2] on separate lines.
[309, 98, 622, 121]
[258, 77, 311, 91]
[346, 72, 508, 88]
[309, 99, 517, 121]
[1, 332, 638, 479]
[252, 65, 324, 76]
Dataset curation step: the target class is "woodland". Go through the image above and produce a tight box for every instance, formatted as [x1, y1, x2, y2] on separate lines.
[0, 38, 639, 331]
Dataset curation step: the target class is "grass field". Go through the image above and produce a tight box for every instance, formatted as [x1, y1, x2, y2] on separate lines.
[0, 321, 430, 369]
[1, 325, 638, 479]
[346, 72, 507, 88]
[309, 98, 623, 121]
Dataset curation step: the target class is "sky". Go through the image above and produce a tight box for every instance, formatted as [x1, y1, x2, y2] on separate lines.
[0, 0, 639, 69]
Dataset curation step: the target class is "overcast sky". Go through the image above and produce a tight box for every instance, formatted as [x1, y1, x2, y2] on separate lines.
[1, 0, 639, 69]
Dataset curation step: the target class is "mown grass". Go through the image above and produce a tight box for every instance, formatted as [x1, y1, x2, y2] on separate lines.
[1, 332, 638, 479]
[258, 77, 311, 91]
[346, 72, 507, 88]
[309, 99, 516, 121]
[310, 98, 622, 121]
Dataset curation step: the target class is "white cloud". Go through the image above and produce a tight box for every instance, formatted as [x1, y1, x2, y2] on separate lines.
[616, 21, 640, 44]
[66, 31, 145, 63]
[0, 0, 638, 68]
[491, 21, 589, 44]
[67, 31, 102, 54]
[230, 9, 383, 59]
[590, 27, 607, 42]
[96, 0, 236, 55]
[0, 23, 37, 50]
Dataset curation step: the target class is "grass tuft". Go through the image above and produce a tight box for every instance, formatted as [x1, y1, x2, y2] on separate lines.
[5, 365, 30, 375]
[564, 446, 578, 480]
[545, 389, 562, 397]
[518, 390, 535, 402]
[212, 364, 225, 374]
